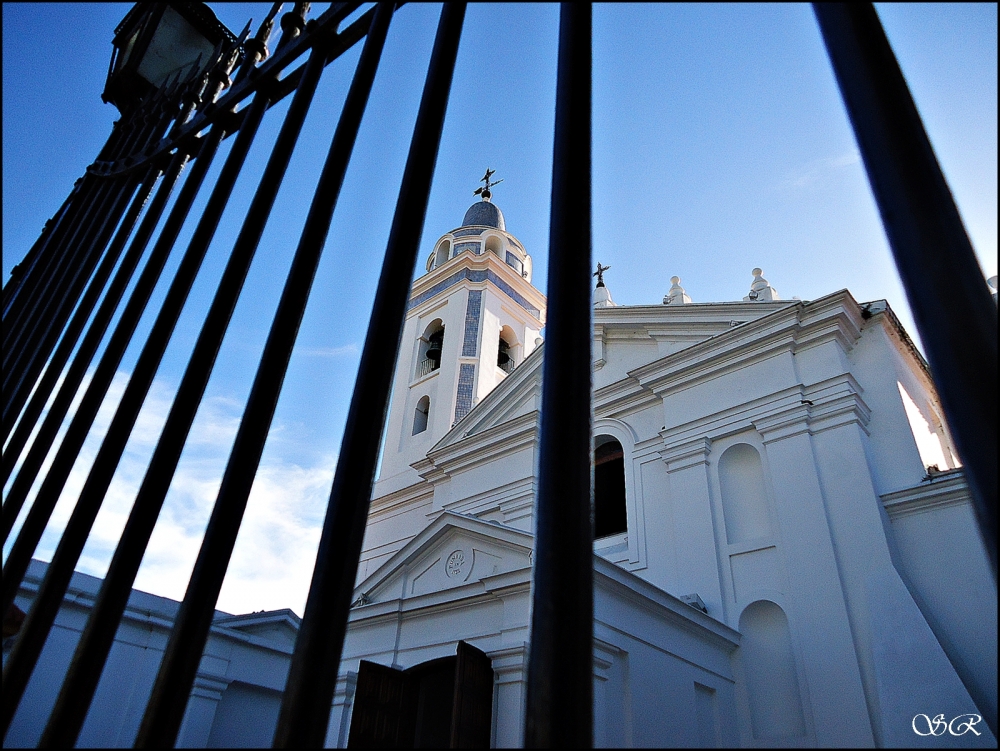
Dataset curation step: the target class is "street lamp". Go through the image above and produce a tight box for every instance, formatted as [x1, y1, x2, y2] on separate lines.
[102, 2, 236, 112]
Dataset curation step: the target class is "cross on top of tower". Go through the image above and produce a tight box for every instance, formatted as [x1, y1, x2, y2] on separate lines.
[473, 167, 503, 201]
[594, 262, 611, 287]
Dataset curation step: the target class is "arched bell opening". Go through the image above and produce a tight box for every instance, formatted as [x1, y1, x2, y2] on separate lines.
[497, 326, 518, 374]
[416, 319, 445, 379]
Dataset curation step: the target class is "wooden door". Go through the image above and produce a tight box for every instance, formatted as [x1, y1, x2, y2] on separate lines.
[347, 643, 495, 748]
[450, 641, 495, 748]
[347, 660, 416, 748]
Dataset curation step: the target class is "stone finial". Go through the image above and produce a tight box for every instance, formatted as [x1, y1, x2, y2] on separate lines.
[743, 267, 779, 302]
[989, 275, 998, 305]
[663, 276, 692, 305]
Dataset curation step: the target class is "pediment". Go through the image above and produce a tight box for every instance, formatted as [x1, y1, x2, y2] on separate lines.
[355, 512, 533, 605]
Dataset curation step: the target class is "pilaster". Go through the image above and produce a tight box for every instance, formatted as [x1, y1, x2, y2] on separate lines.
[658, 437, 724, 618]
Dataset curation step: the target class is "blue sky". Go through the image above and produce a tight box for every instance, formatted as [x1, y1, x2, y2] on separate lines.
[3, 3, 997, 615]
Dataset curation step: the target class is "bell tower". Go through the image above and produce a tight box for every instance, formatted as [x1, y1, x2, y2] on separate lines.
[376, 173, 547, 493]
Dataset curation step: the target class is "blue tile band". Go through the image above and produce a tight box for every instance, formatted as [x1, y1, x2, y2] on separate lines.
[462, 290, 482, 357]
[408, 268, 541, 320]
[455, 363, 476, 423]
[453, 241, 480, 256]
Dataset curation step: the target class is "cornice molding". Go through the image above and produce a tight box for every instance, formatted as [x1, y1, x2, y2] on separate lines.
[880, 470, 970, 519]
[419, 410, 539, 482]
[408, 251, 547, 323]
[657, 375, 872, 457]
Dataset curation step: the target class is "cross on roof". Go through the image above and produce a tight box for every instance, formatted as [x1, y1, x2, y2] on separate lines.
[473, 167, 503, 200]
[594, 262, 610, 286]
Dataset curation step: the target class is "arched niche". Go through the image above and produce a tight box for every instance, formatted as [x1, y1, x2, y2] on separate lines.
[718, 443, 772, 545]
[738, 600, 807, 740]
[434, 239, 451, 268]
[594, 435, 628, 539]
[412, 395, 430, 435]
[484, 235, 503, 258]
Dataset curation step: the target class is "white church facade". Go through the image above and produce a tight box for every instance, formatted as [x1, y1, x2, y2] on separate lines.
[6, 194, 996, 748]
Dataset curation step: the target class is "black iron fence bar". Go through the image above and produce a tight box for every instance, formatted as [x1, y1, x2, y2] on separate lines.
[1, 41, 254, 546]
[0, 100, 154, 359]
[0, 96, 139, 329]
[524, 4, 593, 748]
[84, 3, 372, 182]
[2, 163, 161, 440]
[0, 122, 220, 545]
[1, 154, 189, 485]
[1, 175, 127, 398]
[0, 125, 225, 558]
[234, 4, 278, 84]
[1, 174, 138, 388]
[0, 44, 229, 476]
[274, 1, 309, 54]
[131, 6, 397, 746]
[814, 2, 999, 736]
[0, 112, 132, 330]
[1, 185, 79, 315]
[2, 181, 81, 321]
[273, 4, 464, 746]
[0, 90, 171, 392]
[2, 175, 118, 368]
[813, 4, 998, 576]
[38, 24, 386, 744]
[10, 39, 333, 751]
[0, 86, 268, 623]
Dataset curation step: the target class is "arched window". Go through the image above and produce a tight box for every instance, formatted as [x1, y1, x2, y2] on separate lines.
[739, 600, 807, 739]
[416, 320, 444, 379]
[412, 396, 430, 435]
[594, 436, 627, 538]
[497, 326, 517, 374]
[718, 443, 771, 545]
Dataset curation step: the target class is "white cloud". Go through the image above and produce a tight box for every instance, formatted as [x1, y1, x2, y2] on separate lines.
[296, 343, 360, 357]
[781, 151, 861, 190]
[7, 368, 335, 618]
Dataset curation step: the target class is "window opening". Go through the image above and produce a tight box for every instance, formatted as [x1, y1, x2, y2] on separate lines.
[413, 396, 430, 435]
[594, 436, 627, 538]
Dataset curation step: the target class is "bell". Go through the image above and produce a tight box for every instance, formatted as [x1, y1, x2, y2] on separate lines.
[497, 350, 511, 366]
[426, 344, 442, 363]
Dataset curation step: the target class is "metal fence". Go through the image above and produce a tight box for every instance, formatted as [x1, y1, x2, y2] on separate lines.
[1, 2, 995, 748]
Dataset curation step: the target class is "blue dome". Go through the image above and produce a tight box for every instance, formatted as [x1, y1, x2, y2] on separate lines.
[462, 200, 505, 230]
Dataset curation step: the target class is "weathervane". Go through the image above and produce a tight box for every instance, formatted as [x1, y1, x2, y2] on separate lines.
[594, 262, 610, 286]
[473, 167, 503, 201]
